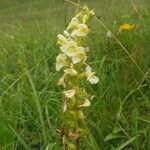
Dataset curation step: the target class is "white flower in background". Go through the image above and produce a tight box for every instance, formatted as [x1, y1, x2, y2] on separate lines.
[71, 24, 89, 37]
[55, 53, 67, 71]
[63, 89, 76, 98]
[106, 31, 112, 38]
[85, 65, 99, 84]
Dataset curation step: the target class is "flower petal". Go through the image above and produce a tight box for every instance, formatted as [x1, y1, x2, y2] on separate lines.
[57, 75, 66, 87]
[67, 17, 79, 30]
[62, 100, 67, 113]
[72, 52, 87, 64]
[57, 34, 68, 45]
[77, 99, 90, 108]
[88, 75, 99, 84]
[85, 65, 92, 75]
[55, 53, 67, 71]
[63, 89, 76, 98]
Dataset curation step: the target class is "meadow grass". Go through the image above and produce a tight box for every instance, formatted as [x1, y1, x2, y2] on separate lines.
[0, 0, 150, 149]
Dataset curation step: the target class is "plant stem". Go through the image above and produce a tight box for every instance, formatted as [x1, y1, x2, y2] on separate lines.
[76, 138, 80, 150]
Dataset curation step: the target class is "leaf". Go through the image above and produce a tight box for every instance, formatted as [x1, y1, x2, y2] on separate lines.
[0, 122, 15, 149]
[115, 136, 139, 150]
[104, 133, 125, 142]
[112, 127, 123, 134]
[104, 126, 124, 142]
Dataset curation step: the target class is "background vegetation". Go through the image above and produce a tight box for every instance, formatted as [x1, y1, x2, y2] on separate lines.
[0, 0, 150, 149]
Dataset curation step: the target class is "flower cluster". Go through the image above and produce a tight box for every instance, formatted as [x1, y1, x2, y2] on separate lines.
[55, 6, 99, 149]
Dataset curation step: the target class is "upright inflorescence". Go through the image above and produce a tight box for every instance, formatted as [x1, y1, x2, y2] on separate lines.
[55, 6, 99, 150]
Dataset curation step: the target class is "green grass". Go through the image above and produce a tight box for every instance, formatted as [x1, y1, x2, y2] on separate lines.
[0, 0, 150, 149]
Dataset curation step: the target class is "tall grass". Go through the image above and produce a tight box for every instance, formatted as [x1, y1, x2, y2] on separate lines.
[0, 0, 150, 149]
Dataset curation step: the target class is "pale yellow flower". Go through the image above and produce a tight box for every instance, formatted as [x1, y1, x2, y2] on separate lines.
[77, 99, 90, 108]
[89, 10, 95, 17]
[85, 65, 99, 84]
[55, 53, 67, 71]
[71, 24, 89, 37]
[62, 100, 67, 113]
[67, 17, 79, 30]
[57, 74, 66, 87]
[63, 30, 70, 37]
[82, 14, 89, 24]
[72, 51, 87, 64]
[63, 89, 76, 98]
[60, 40, 78, 57]
[57, 34, 68, 45]
[58, 64, 77, 87]
[64, 64, 77, 76]
[78, 110, 84, 119]
[120, 23, 134, 31]
[82, 10, 95, 23]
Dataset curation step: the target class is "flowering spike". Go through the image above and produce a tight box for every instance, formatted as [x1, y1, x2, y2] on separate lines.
[55, 6, 99, 149]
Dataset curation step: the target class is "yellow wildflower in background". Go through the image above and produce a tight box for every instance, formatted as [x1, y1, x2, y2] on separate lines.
[120, 23, 134, 31]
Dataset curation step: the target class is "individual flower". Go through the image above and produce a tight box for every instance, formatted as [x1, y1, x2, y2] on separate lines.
[120, 23, 134, 31]
[71, 51, 87, 64]
[55, 53, 67, 71]
[77, 98, 90, 108]
[60, 40, 78, 57]
[85, 65, 99, 84]
[57, 34, 68, 45]
[63, 89, 76, 98]
[63, 30, 70, 38]
[57, 64, 77, 87]
[71, 24, 89, 37]
[57, 74, 66, 87]
[64, 64, 77, 76]
[67, 17, 79, 30]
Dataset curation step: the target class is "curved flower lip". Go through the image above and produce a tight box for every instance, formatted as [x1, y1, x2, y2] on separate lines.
[120, 23, 134, 31]
[69, 132, 80, 140]
[77, 99, 90, 108]
[57, 34, 68, 45]
[85, 65, 99, 84]
[64, 67, 77, 76]
[63, 30, 70, 38]
[63, 89, 76, 98]
[72, 51, 87, 64]
[55, 53, 67, 71]
[71, 24, 89, 37]
[60, 41, 87, 64]
[57, 74, 66, 87]
[67, 17, 79, 30]
[57, 64, 77, 87]
[60, 40, 78, 57]
[87, 75, 99, 84]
